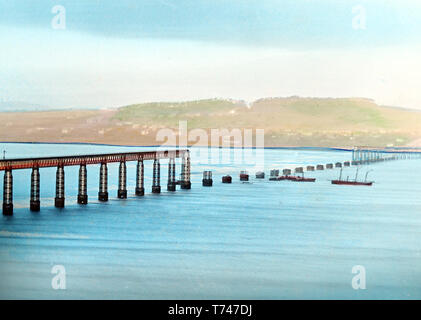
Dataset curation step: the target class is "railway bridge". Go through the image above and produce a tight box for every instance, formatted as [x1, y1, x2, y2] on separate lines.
[0, 149, 191, 216]
[352, 146, 421, 164]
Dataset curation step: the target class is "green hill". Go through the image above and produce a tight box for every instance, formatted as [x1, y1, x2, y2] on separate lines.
[1, 97, 420, 147]
[113, 97, 421, 147]
[115, 99, 247, 128]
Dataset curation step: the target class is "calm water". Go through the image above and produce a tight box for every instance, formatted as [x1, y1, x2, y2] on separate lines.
[0, 143, 420, 299]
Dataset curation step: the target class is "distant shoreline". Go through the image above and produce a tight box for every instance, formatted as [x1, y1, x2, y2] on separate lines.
[0, 141, 353, 152]
[1, 97, 420, 149]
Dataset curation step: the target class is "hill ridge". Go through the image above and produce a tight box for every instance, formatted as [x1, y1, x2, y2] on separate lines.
[1, 97, 420, 147]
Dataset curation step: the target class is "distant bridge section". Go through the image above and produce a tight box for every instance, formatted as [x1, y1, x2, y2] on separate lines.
[352, 146, 421, 164]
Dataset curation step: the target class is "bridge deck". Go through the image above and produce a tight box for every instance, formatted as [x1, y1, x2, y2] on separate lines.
[353, 146, 421, 153]
[0, 149, 189, 171]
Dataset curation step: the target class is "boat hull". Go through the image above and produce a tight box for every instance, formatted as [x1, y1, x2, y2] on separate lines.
[293, 177, 316, 182]
[276, 175, 316, 182]
[331, 180, 373, 186]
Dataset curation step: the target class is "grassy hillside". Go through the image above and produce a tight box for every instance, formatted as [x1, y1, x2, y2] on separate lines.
[115, 99, 247, 128]
[1, 97, 421, 147]
[113, 97, 421, 147]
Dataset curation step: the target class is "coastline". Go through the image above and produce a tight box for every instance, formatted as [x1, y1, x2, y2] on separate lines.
[2, 98, 421, 149]
[0, 140, 353, 152]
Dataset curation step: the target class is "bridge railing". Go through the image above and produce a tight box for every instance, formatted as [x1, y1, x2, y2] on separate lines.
[0, 149, 188, 171]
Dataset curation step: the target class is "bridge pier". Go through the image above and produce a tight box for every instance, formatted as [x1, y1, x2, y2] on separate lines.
[77, 164, 88, 204]
[167, 158, 176, 191]
[3, 169, 13, 216]
[30, 167, 40, 211]
[98, 162, 108, 201]
[152, 159, 161, 193]
[135, 159, 145, 196]
[117, 161, 127, 199]
[54, 165, 65, 208]
[202, 171, 213, 186]
[180, 152, 191, 189]
[354, 148, 359, 162]
[135, 159, 144, 196]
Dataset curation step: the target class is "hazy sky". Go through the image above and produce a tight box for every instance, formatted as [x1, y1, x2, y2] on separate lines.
[1, 0, 421, 109]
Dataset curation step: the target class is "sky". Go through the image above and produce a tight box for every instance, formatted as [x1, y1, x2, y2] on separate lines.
[1, 0, 421, 110]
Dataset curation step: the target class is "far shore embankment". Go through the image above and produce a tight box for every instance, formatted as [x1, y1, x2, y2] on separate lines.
[1, 97, 421, 148]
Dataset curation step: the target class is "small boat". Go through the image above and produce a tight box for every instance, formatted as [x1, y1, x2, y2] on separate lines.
[289, 173, 316, 182]
[331, 180, 373, 186]
[331, 168, 373, 186]
[275, 174, 315, 182]
[240, 170, 249, 181]
[293, 176, 316, 182]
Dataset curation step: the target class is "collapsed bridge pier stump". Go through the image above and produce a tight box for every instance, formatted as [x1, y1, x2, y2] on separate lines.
[202, 171, 213, 186]
[283, 169, 292, 175]
[255, 171, 265, 179]
[3, 169, 13, 216]
[30, 167, 40, 211]
[98, 162, 108, 202]
[269, 169, 280, 180]
[54, 165, 65, 208]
